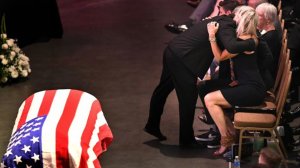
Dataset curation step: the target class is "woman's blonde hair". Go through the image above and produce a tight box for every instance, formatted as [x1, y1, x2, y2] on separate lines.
[234, 6, 258, 37]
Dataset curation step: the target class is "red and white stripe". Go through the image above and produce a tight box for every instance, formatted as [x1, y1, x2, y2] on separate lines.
[12, 89, 113, 168]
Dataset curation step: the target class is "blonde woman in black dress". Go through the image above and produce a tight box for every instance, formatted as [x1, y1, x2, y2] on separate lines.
[205, 6, 266, 156]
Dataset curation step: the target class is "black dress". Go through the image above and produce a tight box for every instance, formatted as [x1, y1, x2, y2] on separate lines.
[221, 39, 266, 106]
[261, 30, 281, 78]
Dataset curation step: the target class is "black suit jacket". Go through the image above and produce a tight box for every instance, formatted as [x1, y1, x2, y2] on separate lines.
[257, 38, 275, 90]
[168, 15, 256, 78]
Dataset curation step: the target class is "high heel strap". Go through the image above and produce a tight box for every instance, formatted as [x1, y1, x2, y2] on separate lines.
[220, 135, 235, 148]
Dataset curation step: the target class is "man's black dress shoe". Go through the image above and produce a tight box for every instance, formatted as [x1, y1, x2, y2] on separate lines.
[164, 22, 188, 34]
[144, 126, 167, 141]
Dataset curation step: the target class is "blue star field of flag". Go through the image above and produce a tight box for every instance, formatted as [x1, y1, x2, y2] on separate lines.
[1, 115, 47, 168]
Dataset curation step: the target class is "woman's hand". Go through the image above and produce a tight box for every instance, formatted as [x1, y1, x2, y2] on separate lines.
[207, 21, 219, 37]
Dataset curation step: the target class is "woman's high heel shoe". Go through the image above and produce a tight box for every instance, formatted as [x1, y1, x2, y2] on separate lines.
[213, 135, 235, 156]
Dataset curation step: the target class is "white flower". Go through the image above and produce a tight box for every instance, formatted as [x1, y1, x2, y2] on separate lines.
[1, 44, 8, 49]
[13, 47, 21, 53]
[10, 52, 16, 60]
[8, 66, 16, 72]
[10, 51, 16, 57]
[19, 54, 29, 61]
[21, 70, 28, 77]
[1, 77, 8, 83]
[11, 70, 19, 78]
[1, 58, 8, 65]
[18, 60, 28, 66]
[18, 65, 23, 71]
[22, 61, 29, 66]
[6, 39, 15, 46]
[17, 60, 22, 65]
[24, 64, 30, 71]
[0, 34, 31, 84]
[0, 34, 7, 39]
[9, 55, 14, 61]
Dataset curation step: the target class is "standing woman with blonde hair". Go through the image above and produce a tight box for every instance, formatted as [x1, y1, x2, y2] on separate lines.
[204, 6, 267, 156]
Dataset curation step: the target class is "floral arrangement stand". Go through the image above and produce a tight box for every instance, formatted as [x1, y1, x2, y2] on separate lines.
[0, 14, 31, 85]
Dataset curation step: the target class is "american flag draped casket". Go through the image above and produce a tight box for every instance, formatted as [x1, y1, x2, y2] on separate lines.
[1, 89, 113, 168]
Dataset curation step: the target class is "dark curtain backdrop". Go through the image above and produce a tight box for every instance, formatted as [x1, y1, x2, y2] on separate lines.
[0, 0, 63, 48]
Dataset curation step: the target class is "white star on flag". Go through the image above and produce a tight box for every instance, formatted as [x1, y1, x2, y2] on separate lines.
[33, 122, 41, 126]
[13, 155, 22, 165]
[17, 135, 23, 140]
[26, 164, 32, 168]
[25, 128, 32, 132]
[0, 161, 6, 168]
[23, 133, 31, 138]
[4, 150, 12, 157]
[32, 128, 40, 132]
[19, 129, 25, 134]
[21, 145, 31, 153]
[31, 153, 40, 162]
[15, 140, 22, 145]
[30, 136, 39, 144]
[35, 117, 43, 121]
[27, 122, 33, 127]
[20, 124, 26, 129]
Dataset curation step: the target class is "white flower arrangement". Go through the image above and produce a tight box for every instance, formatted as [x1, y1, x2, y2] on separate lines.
[0, 33, 31, 84]
[0, 14, 31, 84]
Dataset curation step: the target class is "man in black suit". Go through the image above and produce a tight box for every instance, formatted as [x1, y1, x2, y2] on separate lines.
[144, 0, 257, 146]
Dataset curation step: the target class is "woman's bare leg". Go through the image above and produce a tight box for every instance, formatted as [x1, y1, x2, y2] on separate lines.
[204, 90, 231, 137]
[204, 90, 234, 155]
[225, 115, 235, 136]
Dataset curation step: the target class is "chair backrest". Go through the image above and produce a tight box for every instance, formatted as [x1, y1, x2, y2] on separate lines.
[280, 19, 285, 31]
[275, 58, 291, 104]
[282, 29, 287, 44]
[278, 9, 282, 21]
[277, 0, 282, 11]
[275, 70, 292, 127]
[273, 44, 289, 95]
[279, 39, 288, 67]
